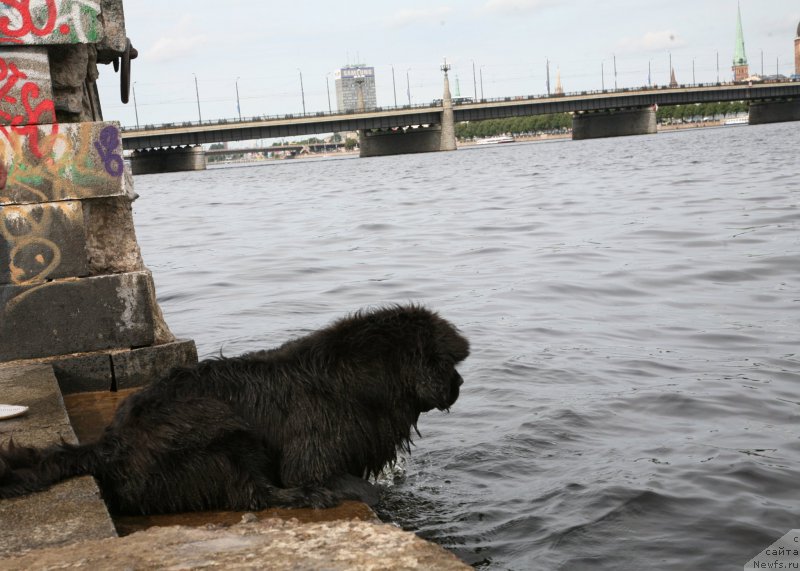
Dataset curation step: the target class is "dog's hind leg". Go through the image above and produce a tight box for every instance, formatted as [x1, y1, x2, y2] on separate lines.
[102, 428, 340, 514]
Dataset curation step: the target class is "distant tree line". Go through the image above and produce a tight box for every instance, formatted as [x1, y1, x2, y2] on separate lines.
[656, 101, 748, 122]
[455, 101, 750, 139]
[456, 113, 571, 139]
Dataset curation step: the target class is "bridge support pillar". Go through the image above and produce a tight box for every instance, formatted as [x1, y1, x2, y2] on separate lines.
[572, 107, 657, 140]
[748, 99, 800, 125]
[130, 146, 207, 175]
[359, 125, 446, 157]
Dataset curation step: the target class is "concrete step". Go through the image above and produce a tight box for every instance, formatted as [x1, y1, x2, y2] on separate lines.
[0, 271, 157, 361]
[0, 362, 117, 557]
[41, 339, 198, 394]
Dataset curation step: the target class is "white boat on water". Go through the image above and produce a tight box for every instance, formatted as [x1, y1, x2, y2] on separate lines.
[724, 116, 748, 126]
[476, 135, 515, 145]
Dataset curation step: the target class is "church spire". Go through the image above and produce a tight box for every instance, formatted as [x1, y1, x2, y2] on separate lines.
[732, 2, 749, 81]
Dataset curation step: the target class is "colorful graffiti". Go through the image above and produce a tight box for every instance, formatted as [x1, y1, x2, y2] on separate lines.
[0, 120, 125, 310]
[0, 50, 57, 160]
[0, 121, 125, 204]
[0, 0, 101, 45]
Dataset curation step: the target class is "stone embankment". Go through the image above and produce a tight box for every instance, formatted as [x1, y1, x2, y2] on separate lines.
[0, 518, 470, 571]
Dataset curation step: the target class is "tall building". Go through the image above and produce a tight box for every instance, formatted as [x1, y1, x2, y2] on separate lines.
[732, 3, 749, 81]
[335, 65, 377, 112]
[795, 20, 800, 75]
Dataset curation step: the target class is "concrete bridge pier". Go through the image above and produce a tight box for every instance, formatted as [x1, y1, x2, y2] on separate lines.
[359, 125, 445, 157]
[130, 146, 207, 175]
[572, 107, 657, 140]
[358, 59, 457, 158]
[748, 99, 800, 125]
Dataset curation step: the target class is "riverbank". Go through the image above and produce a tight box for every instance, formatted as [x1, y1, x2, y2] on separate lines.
[209, 119, 735, 166]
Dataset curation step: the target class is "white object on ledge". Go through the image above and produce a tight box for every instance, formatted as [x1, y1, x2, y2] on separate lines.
[0, 405, 29, 420]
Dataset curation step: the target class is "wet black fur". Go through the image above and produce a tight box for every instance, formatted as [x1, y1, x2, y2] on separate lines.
[0, 305, 469, 515]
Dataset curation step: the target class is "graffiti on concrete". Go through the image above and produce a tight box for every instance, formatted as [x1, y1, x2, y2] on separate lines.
[1, 201, 79, 284]
[0, 49, 57, 166]
[0, 121, 125, 205]
[0, 0, 102, 45]
[94, 124, 123, 176]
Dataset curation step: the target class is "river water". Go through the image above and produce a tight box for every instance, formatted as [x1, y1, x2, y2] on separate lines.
[131, 123, 799, 570]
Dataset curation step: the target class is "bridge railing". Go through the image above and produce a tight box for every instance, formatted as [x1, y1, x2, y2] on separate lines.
[120, 78, 799, 133]
[120, 100, 443, 133]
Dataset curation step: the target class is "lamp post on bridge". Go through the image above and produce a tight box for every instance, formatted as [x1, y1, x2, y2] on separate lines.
[406, 68, 411, 105]
[297, 68, 306, 115]
[326, 72, 333, 113]
[601, 61, 605, 91]
[391, 65, 397, 107]
[235, 77, 241, 121]
[480, 65, 485, 100]
[546, 58, 551, 95]
[193, 73, 202, 123]
[132, 81, 140, 128]
[668, 52, 672, 84]
[472, 60, 478, 100]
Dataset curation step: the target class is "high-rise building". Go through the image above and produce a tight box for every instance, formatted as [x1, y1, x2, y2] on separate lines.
[795, 20, 800, 75]
[732, 3, 749, 81]
[335, 65, 377, 112]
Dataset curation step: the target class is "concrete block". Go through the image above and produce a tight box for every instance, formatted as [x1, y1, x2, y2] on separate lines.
[45, 339, 197, 395]
[97, 0, 127, 55]
[113, 339, 198, 390]
[0, 0, 102, 45]
[0, 200, 90, 285]
[0, 362, 116, 557]
[0, 271, 156, 361]
[0, 121, 126, 206]
[83, 197, 145, 275]
[0, 47, 56, 126]
[51, 351, 114, 394]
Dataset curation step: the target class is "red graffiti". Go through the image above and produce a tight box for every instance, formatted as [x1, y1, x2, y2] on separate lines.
[0, 54, 57, 159]
[0, 55, 26, 103]
[0, 0, 58, 44]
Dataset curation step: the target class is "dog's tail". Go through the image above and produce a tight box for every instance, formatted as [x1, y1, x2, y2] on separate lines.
[0, 439, 97, 499]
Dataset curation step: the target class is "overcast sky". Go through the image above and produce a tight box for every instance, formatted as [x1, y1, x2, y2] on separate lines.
[96, 0, 800, 128]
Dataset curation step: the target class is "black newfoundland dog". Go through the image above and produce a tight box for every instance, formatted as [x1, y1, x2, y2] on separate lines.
[0, 305, 469, 514]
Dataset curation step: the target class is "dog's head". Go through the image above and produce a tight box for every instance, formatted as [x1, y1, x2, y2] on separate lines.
[415, 310, 470, 412]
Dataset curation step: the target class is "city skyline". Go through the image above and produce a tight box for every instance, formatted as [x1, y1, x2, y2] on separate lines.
[96, 0, 799, 128]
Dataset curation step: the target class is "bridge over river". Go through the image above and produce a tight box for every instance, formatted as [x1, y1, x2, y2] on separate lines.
[122, 81, 800, 174]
